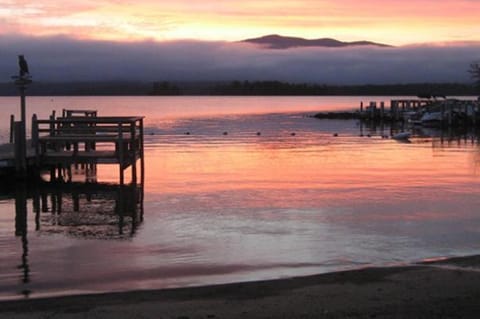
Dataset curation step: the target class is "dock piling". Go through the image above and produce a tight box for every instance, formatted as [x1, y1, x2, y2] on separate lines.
[9, 115, 14, 143]
[14, 121, 27, 177]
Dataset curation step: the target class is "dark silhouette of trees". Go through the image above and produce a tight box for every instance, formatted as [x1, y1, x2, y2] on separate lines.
[0, 80, 476, 96]
[213, 81, 476, 96]
[150, 81, 181, 95]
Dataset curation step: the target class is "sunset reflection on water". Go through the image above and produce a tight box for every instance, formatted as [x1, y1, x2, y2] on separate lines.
[1, 97, 480, 300]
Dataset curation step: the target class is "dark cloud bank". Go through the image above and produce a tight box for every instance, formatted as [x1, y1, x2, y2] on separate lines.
[1, 35, 479, 84]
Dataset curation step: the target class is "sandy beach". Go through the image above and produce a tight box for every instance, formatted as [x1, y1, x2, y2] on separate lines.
[1, 256, 480, 318]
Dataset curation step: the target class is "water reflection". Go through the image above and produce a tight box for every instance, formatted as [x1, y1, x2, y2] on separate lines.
[7, 169, 144, 298]
[359, 120, 480, 145]
[32, 182, 144, 238]
[3, 112, 480, 301]
[14, 184, 30, 297]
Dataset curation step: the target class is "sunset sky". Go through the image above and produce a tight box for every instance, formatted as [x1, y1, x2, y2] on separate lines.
[1, 1, 480, 84]
[2, 0, 480, 45]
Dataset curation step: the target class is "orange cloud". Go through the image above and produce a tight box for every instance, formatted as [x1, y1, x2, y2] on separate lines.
[1, 0, 479, 44]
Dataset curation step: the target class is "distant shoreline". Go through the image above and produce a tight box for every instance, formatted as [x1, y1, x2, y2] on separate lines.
[2, 254, 480, 318]
[0, 81, 478, 97]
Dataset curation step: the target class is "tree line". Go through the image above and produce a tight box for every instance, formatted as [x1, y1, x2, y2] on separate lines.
[1, 73, 479, 96]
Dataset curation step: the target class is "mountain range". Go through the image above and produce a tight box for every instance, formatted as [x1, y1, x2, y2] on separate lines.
[242, 34, 392, 49]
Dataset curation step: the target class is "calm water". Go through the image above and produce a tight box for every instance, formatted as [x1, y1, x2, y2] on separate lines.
[1, 96, 480, 300]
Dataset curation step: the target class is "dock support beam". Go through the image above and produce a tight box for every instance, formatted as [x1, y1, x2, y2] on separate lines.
[9, 114, 14, 143]
[14, 122, 27, 177]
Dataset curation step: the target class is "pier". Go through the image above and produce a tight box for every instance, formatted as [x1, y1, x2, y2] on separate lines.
[1, 109, 145, 185]
[314, 97, 480, 130]
[358, 98, 480, 125]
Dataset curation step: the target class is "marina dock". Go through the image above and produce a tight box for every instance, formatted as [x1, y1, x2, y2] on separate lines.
[359, 98, 479, 125]
[315, 97, 480, 129]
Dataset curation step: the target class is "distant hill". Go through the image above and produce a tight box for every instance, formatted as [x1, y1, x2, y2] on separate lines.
[242, 34, 392, 49]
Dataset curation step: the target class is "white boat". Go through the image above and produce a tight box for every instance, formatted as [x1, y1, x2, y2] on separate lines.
[392, 132, 411, 140]
[420, 111, 443, 126]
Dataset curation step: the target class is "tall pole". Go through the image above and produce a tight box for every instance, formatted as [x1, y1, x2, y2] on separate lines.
[12, 55, 32, 177]
[20, 84, 26, 133]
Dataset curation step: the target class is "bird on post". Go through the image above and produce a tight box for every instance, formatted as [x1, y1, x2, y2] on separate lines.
[18, 55, 29, 78]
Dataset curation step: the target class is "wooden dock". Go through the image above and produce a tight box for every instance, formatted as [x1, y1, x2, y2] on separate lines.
[314, 97, 480, 130]
[1, 109, 144, 185]
[358, 98, 480, 125]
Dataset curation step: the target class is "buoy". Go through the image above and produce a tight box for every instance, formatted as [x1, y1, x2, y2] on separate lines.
[291, 132, 296, 136]
[256, 132, 261, 136]
[223, 131, 228, 135]
[333, 133, 338, 137]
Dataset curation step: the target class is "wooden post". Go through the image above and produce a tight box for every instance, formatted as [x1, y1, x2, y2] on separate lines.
[448, 103, 453, 127]
[49, 114, 55, 137]
[441, 102, 446, 126]
[131, 121, 137, 185]
[380, 102, 385, 120]
[31, 114, 38, 148]
[473, 103, 477, 126]
[360, 101, 364, 113]
[14, 121, 27, 177]
[118, 123, 124, 185]
[9, 114, 14, 143]
[369, 102, 376, 120]
[19, 86, 26, 138]
[139, 118, 145, 190]
[464, 104, 469, 126]
[391, 100, 400, 121]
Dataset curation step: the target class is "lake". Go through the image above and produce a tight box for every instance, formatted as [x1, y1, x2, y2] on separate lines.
[1, 96, 480, 300]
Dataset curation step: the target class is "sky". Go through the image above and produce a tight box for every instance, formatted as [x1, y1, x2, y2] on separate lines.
[1, 0, 480, 84]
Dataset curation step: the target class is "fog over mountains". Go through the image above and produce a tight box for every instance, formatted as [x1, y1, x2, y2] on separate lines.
[242, 34, 391, 49]
[0, 34, 479, 85]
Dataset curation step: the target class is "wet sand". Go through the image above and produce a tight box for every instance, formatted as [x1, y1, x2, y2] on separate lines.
[2, 256, 480, 318]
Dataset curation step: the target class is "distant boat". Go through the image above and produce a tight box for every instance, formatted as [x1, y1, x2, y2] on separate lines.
[392, 132, 411, 140]
[404, 111, 422, 125]
[420, 111, 443, 126]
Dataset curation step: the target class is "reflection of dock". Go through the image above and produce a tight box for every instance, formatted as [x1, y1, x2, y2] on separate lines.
[12, 180, 144, 239]
[33, 182, 144, 238]
[9, 152, 145, 297]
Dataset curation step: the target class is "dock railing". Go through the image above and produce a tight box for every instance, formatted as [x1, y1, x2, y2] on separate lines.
[32, 116, 144, 184]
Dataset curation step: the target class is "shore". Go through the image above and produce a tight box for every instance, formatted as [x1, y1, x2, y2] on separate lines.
[1, 256, 480, 318]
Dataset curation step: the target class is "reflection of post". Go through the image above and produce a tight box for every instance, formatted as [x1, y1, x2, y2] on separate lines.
[33, 188, 40, 231]
[118, 186, 125, 234]
[15, 185, 28, 237]
[73, 192, 80, 212]
[15, 184, 31, 288]
[10, 114, 15, 143]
